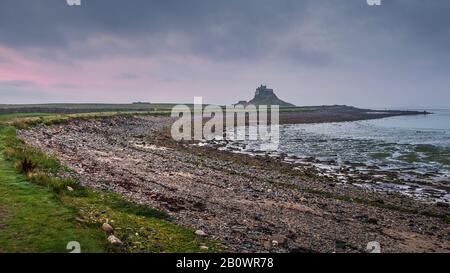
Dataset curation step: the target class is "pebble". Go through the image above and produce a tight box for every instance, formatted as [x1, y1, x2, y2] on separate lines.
[263, 240, 272, 251]
[107, 235, 123, 245]
[102, 223, 114, 233]
[271, 235, 287, 246]
[195, 230, 207, 236]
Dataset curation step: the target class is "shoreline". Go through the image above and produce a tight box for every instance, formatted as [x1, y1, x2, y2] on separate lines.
[202, 142, 450, 204]
[278, 106, 431, 125]
[17, 115, 450, 253]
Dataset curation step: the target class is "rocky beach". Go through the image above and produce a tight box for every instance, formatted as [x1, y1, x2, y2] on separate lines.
[17, 114, 450, 253]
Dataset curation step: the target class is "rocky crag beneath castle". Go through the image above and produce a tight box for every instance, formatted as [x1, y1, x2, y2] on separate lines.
[236, 85, 296, 107]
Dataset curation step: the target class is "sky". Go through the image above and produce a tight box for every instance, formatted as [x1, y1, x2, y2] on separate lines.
[0, 0, 449, 108]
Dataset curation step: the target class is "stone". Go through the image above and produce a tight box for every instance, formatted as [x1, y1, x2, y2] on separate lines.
[195, 230, 207, 236]
[335, 240, 347, 249]
[263, 240, 273, 251]
[271, 235, 288, 247]
[107, 235, 122, 245]
[67, 186, 74, 192]
[102, 223, 114, 233]
[75, 217, 87, 223]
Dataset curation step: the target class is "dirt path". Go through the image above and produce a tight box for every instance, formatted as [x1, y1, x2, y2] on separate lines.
[18, 116, 450, 253]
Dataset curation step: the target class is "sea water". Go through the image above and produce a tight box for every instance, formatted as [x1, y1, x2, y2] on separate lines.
[213, 109, 450, 202]
[277, 109, 450, 179]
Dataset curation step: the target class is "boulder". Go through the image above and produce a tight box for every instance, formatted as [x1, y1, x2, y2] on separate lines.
[102, 223, 114, 233]
[107, 235, 123, 245]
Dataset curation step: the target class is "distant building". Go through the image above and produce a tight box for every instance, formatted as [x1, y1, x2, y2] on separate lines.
[234, 85, 295, 107]
[255, 85, 275, 97]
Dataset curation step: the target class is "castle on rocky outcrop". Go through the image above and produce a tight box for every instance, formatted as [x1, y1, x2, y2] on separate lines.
[235, 85, 295, 107]
[255, 85, 275, 97]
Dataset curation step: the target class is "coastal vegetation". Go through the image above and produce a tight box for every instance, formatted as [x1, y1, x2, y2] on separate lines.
[0, 112, 219, 253]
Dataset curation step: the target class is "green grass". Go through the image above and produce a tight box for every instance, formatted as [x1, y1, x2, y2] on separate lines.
[62, 189, 219, 253]
[0, 103, 177, 111]
[0, 103, 318, 118]
[0, 115, 221, 253]
[0, 133, 106, 252]
[0, 113, 55, 121]
[0, 159, 106, 253]
[0, 111, 172, 129]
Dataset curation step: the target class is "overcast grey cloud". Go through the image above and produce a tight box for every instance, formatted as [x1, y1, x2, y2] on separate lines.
[0, 0, 449, 107]
[0, 0, 315, 61]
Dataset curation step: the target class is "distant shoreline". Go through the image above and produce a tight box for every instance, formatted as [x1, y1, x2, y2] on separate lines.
[0, 103, 431, 121]
[0, 104, 432, 130]
[279, 106, 431, 125]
